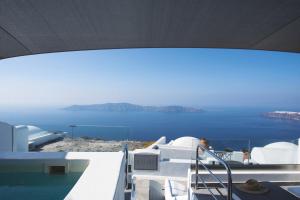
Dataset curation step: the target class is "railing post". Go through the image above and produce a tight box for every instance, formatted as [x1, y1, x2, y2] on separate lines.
[195, 145, 199, 189]
[123, 143, 129, 190]
[224, 161, 232, 200]
[248, 139, 251, 165]
[195, 144, 233, 200]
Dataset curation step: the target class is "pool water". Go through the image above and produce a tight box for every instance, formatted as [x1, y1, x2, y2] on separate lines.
[0, 172, 82, 200]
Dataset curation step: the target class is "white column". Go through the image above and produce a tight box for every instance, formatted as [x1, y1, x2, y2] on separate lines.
[0, 121, 13, 152]
[13, 125, 29, 152]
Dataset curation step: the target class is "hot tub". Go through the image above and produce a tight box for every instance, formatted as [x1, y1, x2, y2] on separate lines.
[0, 152, 126, 200]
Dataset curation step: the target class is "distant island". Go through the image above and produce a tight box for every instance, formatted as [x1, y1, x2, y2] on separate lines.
[264, 111, 300, 121]
[63, 103, 203, 113]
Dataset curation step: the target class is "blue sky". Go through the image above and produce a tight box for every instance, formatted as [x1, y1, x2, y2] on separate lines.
[0, 48, 299, 108]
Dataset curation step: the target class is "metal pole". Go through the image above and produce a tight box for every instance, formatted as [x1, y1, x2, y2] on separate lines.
[72, 127, 74, 139]
[11, 125, 14, 152]
[226, 164, 233, 200]
[195, 147, 199, 189]
[248, 139, 251, 165]
[123, 143, 129, 189]
[69, 125, 76, 139]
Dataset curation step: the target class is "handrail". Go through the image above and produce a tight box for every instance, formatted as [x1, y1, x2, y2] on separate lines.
[123, 143, 129, 190]
[195, 144, 232, 200]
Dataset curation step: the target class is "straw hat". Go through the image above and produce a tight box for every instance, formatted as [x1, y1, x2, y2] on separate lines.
[236, 179, 269, 194]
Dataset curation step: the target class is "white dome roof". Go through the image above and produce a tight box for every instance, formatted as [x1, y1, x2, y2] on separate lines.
[264, 142, 298, 149]
[172, 136, 199, 149]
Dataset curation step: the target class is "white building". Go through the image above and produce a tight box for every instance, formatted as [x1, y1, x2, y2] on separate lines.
[0, 121, 65, 152]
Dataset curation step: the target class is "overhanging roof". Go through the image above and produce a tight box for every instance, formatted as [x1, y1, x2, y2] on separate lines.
[1, 0, 300, 59]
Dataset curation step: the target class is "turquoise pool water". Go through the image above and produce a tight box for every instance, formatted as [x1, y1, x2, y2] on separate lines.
[0, 172, 82, 200]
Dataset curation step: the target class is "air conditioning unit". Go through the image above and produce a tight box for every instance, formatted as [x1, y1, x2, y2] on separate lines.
[133, 150, 160, 171]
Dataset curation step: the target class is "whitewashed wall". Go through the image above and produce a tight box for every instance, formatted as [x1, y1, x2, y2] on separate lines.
[14, 125, 29, 152]
[0, 121, 13, 152]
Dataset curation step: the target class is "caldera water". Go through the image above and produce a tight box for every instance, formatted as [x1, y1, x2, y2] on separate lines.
[0, 106, 299, 150]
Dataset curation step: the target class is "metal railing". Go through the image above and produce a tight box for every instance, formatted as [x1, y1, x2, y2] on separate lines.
[123, 143, 129, 190]
[195, 144, 233, 200]
[68, 124, 130, 140]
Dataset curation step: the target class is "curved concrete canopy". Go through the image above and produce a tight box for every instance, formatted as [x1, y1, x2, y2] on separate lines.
[1, 0, 300, 59]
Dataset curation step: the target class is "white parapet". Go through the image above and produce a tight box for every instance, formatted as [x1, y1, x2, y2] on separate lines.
[0, 122, 29, 152]
[0, 121, 13, 152]
[0, 121, 67, 152]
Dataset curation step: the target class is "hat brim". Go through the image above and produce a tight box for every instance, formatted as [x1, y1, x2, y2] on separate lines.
[235, 184, 269, 194]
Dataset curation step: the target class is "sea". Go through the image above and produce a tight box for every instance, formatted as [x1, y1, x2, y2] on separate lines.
[0, 106, 300, 150]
